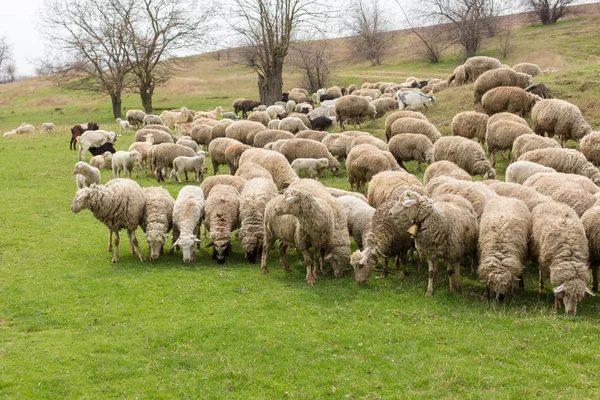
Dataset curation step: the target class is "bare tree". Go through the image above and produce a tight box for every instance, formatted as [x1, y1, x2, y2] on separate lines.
[496, 18, 513, 58]
[522, 0, 577, 25]
[228, 0, 326, 105]
[288, 41, 333, 93]
[347, 0, 394, 66]
[41, 0, 134, 118]
[0, 37, 17, 84]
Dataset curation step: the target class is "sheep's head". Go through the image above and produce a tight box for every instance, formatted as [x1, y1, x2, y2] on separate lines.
[144, 232, 171, 261]
[172, 235, 200, 263]
[553, 278, 594, 315]
[483, 168, 496, 180]
[485, 271, 519, 301]
[73, 161, 85, 175]
[391, 189, 422, 223]
[71, 186, 92, 212]
[208, 237, 232, 264]
[351, 249, 376, 285]
[274, 189, 302, 216]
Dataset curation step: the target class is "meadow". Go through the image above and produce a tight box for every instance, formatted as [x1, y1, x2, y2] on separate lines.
[2, 9, 600, 398]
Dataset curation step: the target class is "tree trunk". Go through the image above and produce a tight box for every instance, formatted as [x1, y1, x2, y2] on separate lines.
[140, 84, 154, 114]
[257, 63, 283, 106]
[110, 93, 122, 119]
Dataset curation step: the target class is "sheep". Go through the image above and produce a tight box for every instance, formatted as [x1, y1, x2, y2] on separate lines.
[366, 170, 426, 208]
[277, 117, 309, 134]
[335, 96, 376, 131]
[291, 158, 330, 179]
[431, 80, 449, 93]
[190, 124, 214, 147]
[232, 98, 246, 115]
[518, 148, 600, 183]
[222, 112, 240, 121]
[505, 160, 556, 184]
[478, 197, 532, 300]
[200, 175, 246, 199]
[192, 117, 220, 127]
[235, 161, 273, 181]
[3, 130, 16, 137]
[127, 134, 155, 177]
[204, 184, 241, 264]
[388, 117, 442, 143]
[350, 135, 388, 152]
[73, 161, 101, 189]
[115, 118, 132, 134]
[225, 143, 252, 174]
[423, 161, 472, 185]
[210, 119, 234, 141]
[171, 154, 207, 183]
[384, 110, 428, 140]
[388, 133, 433, 172]
[451, 111, 489, 145]
[252, 129, 295, 148]
[90, 151, 113, 170]
[225, 120, 266, 145]
[288, 91, 308, 104]
[174, 122, 195, 137]
[346, 144, 397, 194]
[353, 88, 381, 99]
[486, 121, 534, 167]
[176, 137, 201, 153]
[148, 143, 196, 182]
[277, 138, 340, 177]
[487, 112, 529, 128]
[307, 105, 332, 120]
[481, 86, 541, 117]
[195, 106, 224, 120]
[397, 91, 436, 111]
[578, 131, 600, 167]
[141, 187, 175, 261]
[239, 148, 299, 190]
[371, 97, 398, 118]
[326, 86, 343, 98]
[511, 134, 561, 161]
[160, 107, 191, 127]
[296, 130, 328, 142]
[473, 68, 533, 104]
[70, 178, 146, 263]
[14, 123, 34, 134]
[581, 206, 600, 291]
[483, 181, 551, 211]
[248, 110, 270, 127]
[321, 133, 365, 159]
[112, 150, 141, 179]
[426, 176, 496, 222]
[447, 64, 467, 86]
[239, 178, 278, 263]
[432, 136, 496, 180]
[513, 62, 543, 77]
[295, 102, 313, 114]
[530, 201, 593, 315]
[170, 186, 205, 263]
[239, 99, 261, 118]
[208, 137, 243, 174]
[126, 110, 145, 128]
[335, 195, 375, 250]
[310, 116, 333, 131]
[462, 56, 502, 82]
[143, 114, 163, 126]
[77, 130, 118, 161]
[40, 122, 55, 134]
[135, 128, 174, 145]
[532, 99, 592, 145]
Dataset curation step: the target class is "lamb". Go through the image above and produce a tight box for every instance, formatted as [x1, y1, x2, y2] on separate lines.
[384, 110, 428, 139]
[532, 99, 592, 145]
[483, 181, 551, 211]
[3, 130, 16, 137]
[486, 120, 534, 167]
[248, 110, 270, 127]
[310, 116, 334, 131]
[335, 195, 375, 250]
[238, 148, 299, 190]
[473, 68, 533, 104]
[530, 201, 593, 315]
[77, 130, 118, 161]
[239, 178, 278, 263]
[225, 120, 266, 144]
[204, 184, 240, 264]
[335, 96, 377, 131]
[148, 143, 196, 182]
[579, 131, 600, 166]
[388, 117, 442, 143]
[511, 134, 561, 161]
[71, 178, 146, 263]
[346, 144, 397, 193]
[222, 112, 240, 120]
[141, 187, 175, 261]
[160, 107, 191, 127]
[518, 148, 600, 183]
[195, 106, 224, 120]
[285, 100, 296, 112]
[505, 160, 556, 184]
[143, 114, 164, 126]
[366, 170, 426, 208]
[423, 161, 472, 185]
[88, 141, 116, 158]
[432, 136, 496, 180]
[481, 86, 541, 117]
[40, 122, 55, 134]
[371, 97, 398, 118]
[478, 197, 531, 301]
[170, 186, 205, 263]
[73, 161, 101, 189]
[126, 110, 145, 128]
[388, 133, 433, 172]
[200, 175, 246, 199]
[115, 118, 132, 134]
[135, 128, 174, 145]
[111, 150, 141, 179]
[462, 56, 502, 82]
[170, 153, 207, 183]
[225, 143, 252, 174]
[581, 206, 600, 291]
[397, 91, 436, 111]
[252, 129, 295, 148]
[291, 158, 330, 179]
[208, 137, 243, 174]
[89, 151, 113, 170]
[513, 62, 543, 77]
[277, 138, 340, 177]
[296, 129, 328, 142]
[451, 111, 489, 145]
[390, 190, 478, 296]
[235, 161, 273, 181]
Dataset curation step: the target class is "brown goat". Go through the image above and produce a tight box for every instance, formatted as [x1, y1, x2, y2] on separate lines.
[70, 122, 99, 150]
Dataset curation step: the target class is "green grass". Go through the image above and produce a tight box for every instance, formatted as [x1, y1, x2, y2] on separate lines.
[2, 11, 600, 398]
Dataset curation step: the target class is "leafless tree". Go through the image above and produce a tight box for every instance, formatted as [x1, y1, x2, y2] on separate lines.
[227, 0, 327, 105]
[41, 0, 134, 118]
[347, 0, 394, 66]
[522, 0, 577, 25]
[0, 37, 17, 84]
[288, 41, 333, 93]
[496, 18, 513, 58]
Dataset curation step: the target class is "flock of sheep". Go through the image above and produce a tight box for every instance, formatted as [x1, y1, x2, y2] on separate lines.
[11, 55, 600, 315]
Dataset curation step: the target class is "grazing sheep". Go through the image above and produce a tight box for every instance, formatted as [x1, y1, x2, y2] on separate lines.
[200, 175, 246, 200]
[126, 110, 145, 128]
[483, 181, 551, 211]
[148, 143, 196, 182]
[135, 128, 174, 145]
[426, 176, 496, 222]
[239, 178, 278, 263]
[388, 133, 433, 172]
[579, 131, 600, 166]
[366, 170, 425, 208]
[335, 96, 377, 131]
[432, 136, 496, 180]
[350, 135, 388, 152]
[225, 143, 252, 175]
[204, 184, 240, 264]
[170, 186, 205, 263]
[511, 134, 561, 161]
[190, 124, 214, 147]
[513, 62, 543, 77]
[505, 160, 556, 184]
[581, 206, 600, 291]
[238, 148, 299, 190]
[174, 122, 195, 137]
[296, 129, 328, 142]
[225, 120, 265, 144]
[391, 190, 478, 296]
[128, 135, 155, 177]
[531, 201, 593, 315]
[239, 99, 261, 118]
[71, 179, 146, 263]
[160, 107, 191, 127]
[232, 98, 246, 115]
[73, 161, 101, 189]
[248, 110, 270, 127]
[397, 91, 436, 111]
[532, 99, 592, 145]
[463, 56, 502, 82]
[423, 161, 473, 185]
[277, 117, 310, 134]
[451, 111, 489, 146]
[388, 117, 441, 143]
[326, 188, 369, 203]
[265, 105, 286, 120]
[40, 122, 55, 134]
[235, 161, 273, 181]
[478, 197, 532, 300]
[176, 137, 201, 153]
[371, 97, 398, 118]
[210, 119, 235, 141]
[90, 151, 113, 170]
[518, 148, 600, 184]
[195, 106, 224, 120]
[384, 110, 428, 139]
[143, 114, 163, 126]
[447, 64, 467, 86]
[482, 86, 541, 117]
[321, 134, 355, 159]
[116, 118, 132, 134]
[77, 130, 118, 161]
[141, 187, 175, 261]
[473, 68, 533, 104]
[336, 195, 375, 250]
[252, 129, 295, 148]
[171, 154, 207, 183]
[488, 112, 529, 128]
[112, 150, 141, 179]
[326, 86, 343, 98]
[277, 138, 340, 177]
[208, 137, 243, 174]
[291, 158, 330, 179]
[222, 112, 240, 121]
[346, 144, 396, 193]
[486, 120, 534, 167]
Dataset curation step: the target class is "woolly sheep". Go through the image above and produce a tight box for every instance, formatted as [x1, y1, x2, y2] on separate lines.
[143, 114, 163, 126]
[252, 129, 295, 148]
[141, 187, 175, 261]
[116, 118, 132, 134]
[200, 175, 246, 199]
[77, 130, 118, 161]
[513, 62, 543, 77]
[335, 96, 376, 131]
[126, 110, 145, 128]
[225, 143, 252, 175]
[478, 197, 531, 300]
[463, 56, 502, 82]
[366, 170, 426, 208]
[306, 106, 332, 121]
[170, 186, 204, 263]
[388, 117, 441, 143]
[326, 86, 343, 98]
[225, 120, 265, 144]
[128, 135, 155, 177]
[204, 184, 240, 264]
[371, 97, 398, 118]
[392, 190, 478, 296]
[239, 178, 278, 263]
[447, 64, 467, 86]
[325, 187, 369, 203]
[90, 151, 113, 170]
[278, 117, 310, 134]
[296, 130, 328, 142]
[451, 111, 489, 145]
[171, 154, 207, 183]
[511, 134, 561, 161]
[346, 144, 396, 193]
[112, 150, 141, 179]
[505, 160, 556, 184]
[426, 176, 496, 222]
[195, 106, 224, 120]
[160, 107, 191, 127]
[208, 137, 243, 174]
[135, 128, 174, 145]
[234, 161, 273, 181]
[486, 120, 534, 167]
[532, 99, 592, 145]
[222, 112, 240, 121]
[265, 105, 286, 120]
[482, 86, 541, 117]
[384, 110, 428, 140]
[518, 148, 600, 184]
[423, 161, 472, 185]
[321, 133, 363, 159]
[190, 124, 213, 147]
[531, 201, 593, 315]
[388, 133, 433, 172]
[581, 206, 600, 291]
[239, 148, 299, 190]
[248, 110, 270, 127]
[291, 158, 329, 179]
[579, 131, 600, 166]
[176, 137, 201, 153]
[71, 178, 146, 263]
[148, 143, 196, 182]
[277, 138, 340, 177]
[335, 195, 375, 250]
[487, 112, 529, 127]
[40, 122, 55, 134]
[473, 68, 533, 104]
[73, 161, 101, 189]
[432, 136, 496, 180]
[483, 181, 551, 211]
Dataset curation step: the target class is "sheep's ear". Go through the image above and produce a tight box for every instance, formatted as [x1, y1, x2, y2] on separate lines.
[141, 233, 148, 237]
[163, 234, 173, 239]
[171, 239, 179, 248]
[206, 241, 214, 247]
[553, 283, 566, 293]
[402, 199, 417, 208]
[193, 237, 201, 243]
[585, 287, 595, 297]
[324, 253, 333, 261]
[285, 196, 298, 203]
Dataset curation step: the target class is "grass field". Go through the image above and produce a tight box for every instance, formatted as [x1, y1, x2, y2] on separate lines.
[2, 9, 600, 398]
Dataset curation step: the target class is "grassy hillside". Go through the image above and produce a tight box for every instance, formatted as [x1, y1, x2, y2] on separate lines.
[2, 9, 600, 398]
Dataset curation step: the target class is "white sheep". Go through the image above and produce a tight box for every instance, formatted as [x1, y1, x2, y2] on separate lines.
[170, 152, 207, 183]
[89, 151, 113, 170]
[40, 123, 55, 134]
[290, 158, 330, 179]
[77, 130, 118, 161]
[112, 150, 141, 179]
[73, 161, 101, 189]
[16, 123, 35, 134]
[143, 114, 164, 126]
[116, 118, 132, 134]
[170, 186, 205, 262]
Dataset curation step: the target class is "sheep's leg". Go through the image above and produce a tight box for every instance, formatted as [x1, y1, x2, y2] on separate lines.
[302, 250, 316, 285]
[184, 171, 189, 181]
[592, 264, 598, 292]
[107, 230, 113, 252]
[111, 231, 120, 263]
[381, 256, 389, 278]
[519, 274, 525, 290]
[128, 229, 147, 262]
[401, 253, 409, 277]
[484, 285, 491, 300]
[260, 234, 274, 274]
[416, 161, 422, 172]
[448, 261, 462, 293]
[278, 243, 291, 272]
[426, 258, 437, 297]
[539, 269, 545, 291]
[490, 150, 495, 168]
